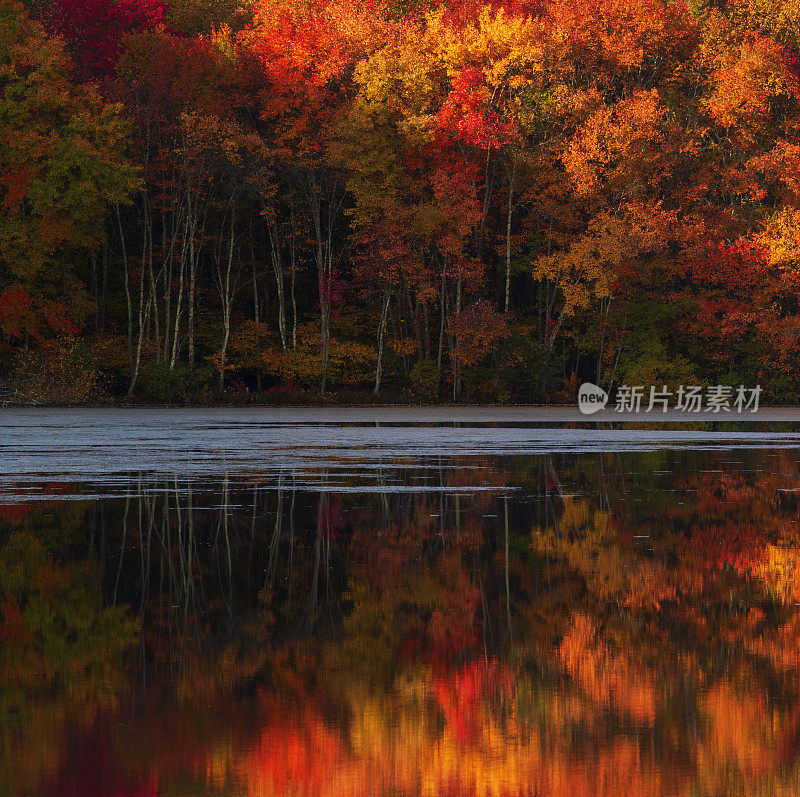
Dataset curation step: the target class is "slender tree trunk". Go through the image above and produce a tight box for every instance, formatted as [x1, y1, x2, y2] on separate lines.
[147, 211, 160, 363]
[128, 194, 156, 397]
[186, 196, 198, 367]
[504, 159, 517, 314]
[267, 220, 287, 350]
[374, 286, 390, 395]
[437, 264, 446, 385]
[170, 225, 186, 369]
[90, 250, 98, 330]
[452, 272, 462, 401]
[101, 237, 108, 329]
[303, 172, 329, 395]
[290, 209, 297, 349]
[128, 228, 151, 396]
[596, 297, 612, 385]
[251, 234, 262, 392]
[216, 203, 236, 393]
[116, 205, 133, 369]
[300, 170, 342, 396]
[163, 207, 172, 362]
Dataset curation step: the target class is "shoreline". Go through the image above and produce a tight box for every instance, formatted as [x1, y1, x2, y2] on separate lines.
[1, 404, 799, 422]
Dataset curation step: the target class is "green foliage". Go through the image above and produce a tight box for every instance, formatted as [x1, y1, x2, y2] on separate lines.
[0, 0, 137, 283]
[408, 358, 439, 400]
[143, 361, 210, 403]
[167, 0, 248, 36]
[0, 522, 139, 795]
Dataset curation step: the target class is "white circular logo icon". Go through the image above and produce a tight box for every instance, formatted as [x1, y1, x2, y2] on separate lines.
[578, 382, 608, 415]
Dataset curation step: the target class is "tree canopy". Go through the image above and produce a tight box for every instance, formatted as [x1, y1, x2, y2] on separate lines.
[3, 0, 800, 403]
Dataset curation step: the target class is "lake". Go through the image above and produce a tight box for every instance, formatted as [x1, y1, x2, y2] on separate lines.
[3, 408, 800, 795]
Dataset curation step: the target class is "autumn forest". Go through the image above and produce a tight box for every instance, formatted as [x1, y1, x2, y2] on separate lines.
[3, 0, 800, 403]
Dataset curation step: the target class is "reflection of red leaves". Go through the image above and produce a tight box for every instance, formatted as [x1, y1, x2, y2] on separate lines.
[46, 725, 158, 797]
[428, 603, 479, 663]
[0, 600, 28, 642]
[434, 659, 512, 745]
[0, 502, 32, 524]
[245, 706, 346, 795]
[316, 494, 347, 538]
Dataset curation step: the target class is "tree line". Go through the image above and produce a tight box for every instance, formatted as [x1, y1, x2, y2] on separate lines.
[3, 0, 800, 402]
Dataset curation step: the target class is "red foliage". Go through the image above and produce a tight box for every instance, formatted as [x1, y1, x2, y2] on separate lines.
[0, 287, 35, 340]
[0, 289, 80, 341]
[53, 0, 165, 78]
[436, 69, 515, 150]
[41, 301, 80, 337]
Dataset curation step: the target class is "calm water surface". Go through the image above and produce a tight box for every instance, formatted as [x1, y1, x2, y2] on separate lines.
[4, 408, 800, 795]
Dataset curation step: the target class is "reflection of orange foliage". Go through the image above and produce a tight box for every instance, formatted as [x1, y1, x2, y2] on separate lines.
[698, 683, 776, 786]
[240, 707, 346, 796]
[558, 614, 658, 724]
[209, 664, 671, 797]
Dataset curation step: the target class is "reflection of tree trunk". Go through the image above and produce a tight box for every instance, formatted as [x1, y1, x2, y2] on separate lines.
[504, 496, 513, 646]
[479, 568, 490, 667]
[306, 491, 326, 631]
[140, 481, 155, 617]
[188, 484, 202, 602]
[249, 485, 258, 550]
[222, 476, 233, 624]
[113, 494, 130, 605]
[268, 474, 284, 588]
[288, 476, 296, 601]
[378, 465, 390, 521]
[174, 478, 188, 619]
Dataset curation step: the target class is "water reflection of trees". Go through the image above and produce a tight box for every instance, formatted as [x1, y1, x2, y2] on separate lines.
[0, 498, 139, 796]
[5, 452, 800, 793]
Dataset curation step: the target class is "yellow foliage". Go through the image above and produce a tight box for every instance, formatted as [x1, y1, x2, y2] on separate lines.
[427, 7, 543, 88]
[533, 212, 624, 314]
[757, 207, 800, 268]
